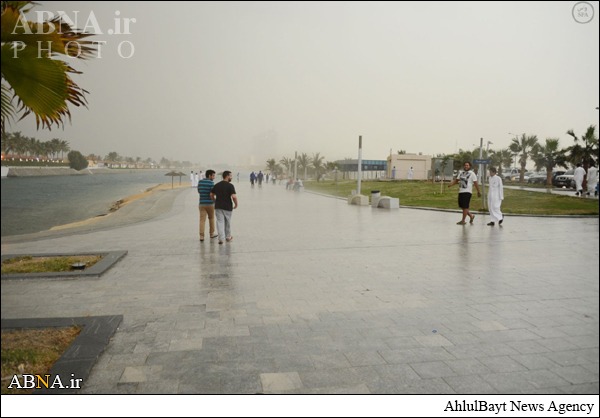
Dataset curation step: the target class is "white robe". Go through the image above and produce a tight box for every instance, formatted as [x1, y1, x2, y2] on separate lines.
[587, 166, 598, 194]
[574, 166, 586, 192]
[487, 174, 504, 223]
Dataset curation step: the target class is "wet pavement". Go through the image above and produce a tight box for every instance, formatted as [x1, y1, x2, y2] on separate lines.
[1, 181, 598, 394]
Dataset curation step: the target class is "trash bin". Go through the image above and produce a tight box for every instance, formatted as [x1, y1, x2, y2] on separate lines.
[371, 190, 381, 206]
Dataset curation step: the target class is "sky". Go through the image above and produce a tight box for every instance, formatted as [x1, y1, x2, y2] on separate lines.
[7, 1, 600, 168]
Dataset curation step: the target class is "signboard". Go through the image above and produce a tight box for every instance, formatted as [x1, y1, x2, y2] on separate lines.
[473, 159, 490, 164]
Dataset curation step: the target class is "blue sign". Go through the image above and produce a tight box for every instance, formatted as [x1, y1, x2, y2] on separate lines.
[473, 159, 490, 164]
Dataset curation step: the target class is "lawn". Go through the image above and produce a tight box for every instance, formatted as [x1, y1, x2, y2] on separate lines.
[1, 255, 103, 274]
[304, 180, 599, 216]
[1, 327, 81, 394]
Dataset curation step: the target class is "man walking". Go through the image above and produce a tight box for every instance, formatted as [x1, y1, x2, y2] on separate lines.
[573, 163, 586, 197]
[486, 167, 504, 226]
[586, 163, 597, 197]
[448, 161, 481, 225]
[211, 170, 238, 244]
[197, 169, 217, 242]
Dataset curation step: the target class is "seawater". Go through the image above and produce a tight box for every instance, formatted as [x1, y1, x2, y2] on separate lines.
[1, 170, 178, 237]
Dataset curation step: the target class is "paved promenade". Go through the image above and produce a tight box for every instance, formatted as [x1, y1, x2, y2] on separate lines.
[1, 181, 598, 395]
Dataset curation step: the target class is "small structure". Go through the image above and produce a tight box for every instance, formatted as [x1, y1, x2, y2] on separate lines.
[387, 153, 431, 180]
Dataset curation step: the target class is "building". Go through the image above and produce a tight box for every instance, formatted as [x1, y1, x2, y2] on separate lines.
[334, 159, 387, 180]
[387, 153, 432, 180]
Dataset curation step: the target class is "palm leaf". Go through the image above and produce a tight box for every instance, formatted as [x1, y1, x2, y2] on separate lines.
[1, 1, 95, 130]
[1, 44, 88, 130]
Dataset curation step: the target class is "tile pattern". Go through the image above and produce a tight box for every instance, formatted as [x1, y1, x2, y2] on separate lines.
[1, 182, 598, 394]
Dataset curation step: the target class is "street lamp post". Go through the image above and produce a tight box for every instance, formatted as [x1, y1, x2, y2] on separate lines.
[478, 138, 485, 208]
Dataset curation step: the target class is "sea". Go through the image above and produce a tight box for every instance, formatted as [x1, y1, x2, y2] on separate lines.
[1, 170, 180, 237]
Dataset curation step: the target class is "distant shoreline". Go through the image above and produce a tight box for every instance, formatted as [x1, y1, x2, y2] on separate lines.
[2, 166, 165, 177]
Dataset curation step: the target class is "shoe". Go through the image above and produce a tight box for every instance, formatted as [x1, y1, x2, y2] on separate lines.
[226, 236, 233, 242]
[469, 214, 475, 224]
[456, 221, 466, 225]
[499, 217, 503, 225]
[210, 235, 218, 239]
[487, 222, 494, 226]
[218, 240, 223, 245]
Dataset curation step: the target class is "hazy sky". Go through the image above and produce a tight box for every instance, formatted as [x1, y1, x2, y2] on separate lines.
[9, 1, 600, 167]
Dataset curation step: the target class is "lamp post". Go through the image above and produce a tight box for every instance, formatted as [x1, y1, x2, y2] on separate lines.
[478, 138, 485, 208]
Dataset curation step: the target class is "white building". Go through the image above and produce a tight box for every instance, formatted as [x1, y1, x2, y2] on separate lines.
[387, 153, 432, 180]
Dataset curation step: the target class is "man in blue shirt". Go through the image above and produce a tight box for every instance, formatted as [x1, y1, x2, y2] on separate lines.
[197, 169, 217, 241]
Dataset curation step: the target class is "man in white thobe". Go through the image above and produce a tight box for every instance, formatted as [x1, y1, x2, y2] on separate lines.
[487, 167, 504, 226]
[586, 163, 598, 197]
[573, 163, 586, 196]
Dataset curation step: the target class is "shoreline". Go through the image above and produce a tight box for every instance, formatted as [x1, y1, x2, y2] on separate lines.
[2, 183, 190, 244]
[48, 183, 183, 231]
[2, 166, 166, 177]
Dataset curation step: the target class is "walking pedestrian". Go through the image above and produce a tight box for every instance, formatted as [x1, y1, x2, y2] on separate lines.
[586, 163, 598, 197]
[573, 163, 586, 197]
[447, 161, 481, 225]
[210, 170, 238, 244]
[197, 169, 217, 242]
[486, 167, 504, 226]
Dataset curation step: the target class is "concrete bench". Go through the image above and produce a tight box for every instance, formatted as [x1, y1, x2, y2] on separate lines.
[348, 194, 369, 206]
[375, 196, 399, 209]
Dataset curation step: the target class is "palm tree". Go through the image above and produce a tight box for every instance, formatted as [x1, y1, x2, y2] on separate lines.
[311, 152, 325, 182]
[279, 156, 293, 177]
[297, 152, 309, 180]
[265, 158, 277, 175]
[1, 1, 96, 131]
[530, 138, 567, 186]
[567, 125, 598, 190]
[509, 134, 538, 182]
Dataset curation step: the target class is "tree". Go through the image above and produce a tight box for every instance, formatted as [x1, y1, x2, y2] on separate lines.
[67, 150, 88, 170]
[1, 1, 97, 131]
[311, 152, 325, 181]
[439, 154, 451, 191]
[531, 138, 567, 186]
[265, 158, 277, 174]
[279, 156, 293, 177]
[509, 134, 538, 182]
[105, 152, 119, 163]
[566, 125, 598, 190]
[297, 152, 309, 180]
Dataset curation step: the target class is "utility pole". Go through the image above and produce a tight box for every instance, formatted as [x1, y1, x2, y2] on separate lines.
[479, 137, 485, 208]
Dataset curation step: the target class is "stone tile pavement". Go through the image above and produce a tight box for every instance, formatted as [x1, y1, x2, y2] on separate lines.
[1, 181, 598, 394]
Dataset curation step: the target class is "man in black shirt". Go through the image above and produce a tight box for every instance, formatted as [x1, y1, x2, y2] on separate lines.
[210, 170, 238, 244]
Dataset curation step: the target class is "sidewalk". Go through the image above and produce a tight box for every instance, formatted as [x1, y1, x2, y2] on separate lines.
[1, 181, 598, 394]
